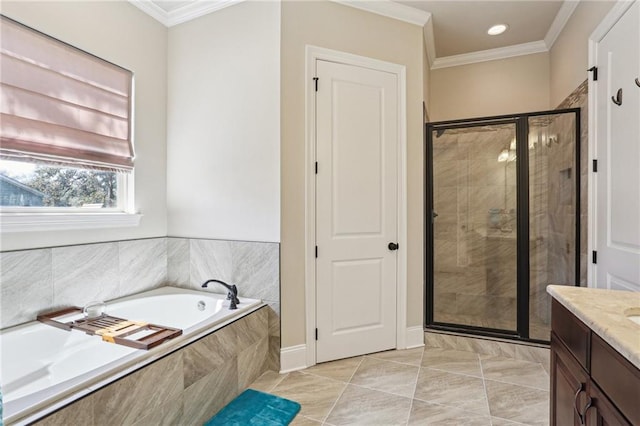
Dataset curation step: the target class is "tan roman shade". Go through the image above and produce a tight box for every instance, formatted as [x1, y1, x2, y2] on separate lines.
[0, 16, 134, 172]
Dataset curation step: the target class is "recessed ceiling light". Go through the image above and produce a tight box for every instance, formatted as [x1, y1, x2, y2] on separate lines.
[487, 24, 509, 36]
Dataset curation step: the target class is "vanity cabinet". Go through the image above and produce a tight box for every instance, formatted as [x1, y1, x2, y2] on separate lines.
[550, 300, 639, 426]
[551, 333, 590, 426]
[586, 381, 630, 426]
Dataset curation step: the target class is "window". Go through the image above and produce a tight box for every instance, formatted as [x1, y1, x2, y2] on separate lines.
[0, 15, 140, 231]
[0, 160, 120, 208]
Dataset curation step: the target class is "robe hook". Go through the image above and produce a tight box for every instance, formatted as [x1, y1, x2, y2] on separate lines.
[611, 88, 622, 106]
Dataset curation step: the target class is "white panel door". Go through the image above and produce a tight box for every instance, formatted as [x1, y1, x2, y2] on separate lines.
[315, 59, 398, 363]
[595, 1, 640, 291]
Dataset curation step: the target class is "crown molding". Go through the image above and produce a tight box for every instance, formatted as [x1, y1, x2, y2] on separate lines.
[128, 0, 170, 26]
[129, 0, 579, 70]
[128, 0, 246, 27]
[427, 0, 580, 69]
[431, 40, 548, 70]
[544, 0, 580, 49]
[167, 0, 245, 26]
[330, 0, 430, 26]
[423, 14, 436, 68]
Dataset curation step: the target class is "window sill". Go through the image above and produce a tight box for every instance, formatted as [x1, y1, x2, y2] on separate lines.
[0, 212, 143, 233]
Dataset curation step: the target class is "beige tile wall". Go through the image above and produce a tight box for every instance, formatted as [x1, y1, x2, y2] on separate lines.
[0, 238, 168, 329]
[1, 236, 280, 386]
[34, 307, 270, 426]
[555, 80, 588, 286]
[166, 237, 280, 372]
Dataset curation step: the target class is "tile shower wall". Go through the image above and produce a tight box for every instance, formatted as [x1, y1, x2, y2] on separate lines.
[166, 237, 280, 371]
[528, 121, 551, 338]
[528, 81, 587, 340]
[0, 238, 167, 329]
[0, 237, 280, 370]
[529, 111, 578, 340]
[556, 80, 588, 286]
[546, 113, 577, 286]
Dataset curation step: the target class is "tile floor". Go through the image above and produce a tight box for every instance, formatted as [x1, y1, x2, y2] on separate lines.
[249, 345, 550, 426]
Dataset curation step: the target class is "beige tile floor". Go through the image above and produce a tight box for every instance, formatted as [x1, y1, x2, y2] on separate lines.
[249, 345, 550, 426]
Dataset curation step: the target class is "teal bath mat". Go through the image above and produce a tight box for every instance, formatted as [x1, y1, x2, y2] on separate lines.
[204, 389, 301, 426]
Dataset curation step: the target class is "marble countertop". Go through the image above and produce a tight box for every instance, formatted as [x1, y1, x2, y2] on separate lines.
[547, 285, 640, 370]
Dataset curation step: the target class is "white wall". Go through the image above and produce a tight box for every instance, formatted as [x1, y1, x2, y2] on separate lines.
[0, 1, 168, 251]
[166, 1, 281, 243]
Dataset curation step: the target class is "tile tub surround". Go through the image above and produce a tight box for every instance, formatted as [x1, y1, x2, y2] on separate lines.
[249, 342, 551, 425]
[0, 238, 168, 329]
[0, 237, 281, 370]
[167, 237, 281, 371]
[33, 307, 270, 426]
[166, 238, 279, 304]
[547, 285, 640, 369]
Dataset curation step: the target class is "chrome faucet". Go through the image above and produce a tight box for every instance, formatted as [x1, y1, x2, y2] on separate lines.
[201, 279, 240, 310]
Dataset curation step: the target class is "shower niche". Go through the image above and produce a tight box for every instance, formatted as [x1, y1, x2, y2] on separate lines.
[425, 109, 580, 343]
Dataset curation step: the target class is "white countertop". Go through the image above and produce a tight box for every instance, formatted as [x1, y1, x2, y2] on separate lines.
[547, 285, 640, 370]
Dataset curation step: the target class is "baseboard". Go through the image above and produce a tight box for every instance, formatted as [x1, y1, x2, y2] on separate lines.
[281, 329, 423, 372]
[405, 326, 425, 349]
[279, 344, 308, 373]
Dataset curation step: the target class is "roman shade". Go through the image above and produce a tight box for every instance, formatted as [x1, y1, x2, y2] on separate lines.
[0, 16, 134, 172]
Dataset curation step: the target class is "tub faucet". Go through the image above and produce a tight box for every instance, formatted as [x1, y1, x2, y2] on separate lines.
[201, 279, 240, 310]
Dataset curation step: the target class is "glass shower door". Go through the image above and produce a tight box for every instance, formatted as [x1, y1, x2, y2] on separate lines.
[430, 122, 519, 332]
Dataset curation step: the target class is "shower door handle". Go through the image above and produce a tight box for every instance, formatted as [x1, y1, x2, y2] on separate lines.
[432, 210, 439, 222]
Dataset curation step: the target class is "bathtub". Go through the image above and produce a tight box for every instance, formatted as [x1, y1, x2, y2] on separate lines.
[0, 286, 263, 425]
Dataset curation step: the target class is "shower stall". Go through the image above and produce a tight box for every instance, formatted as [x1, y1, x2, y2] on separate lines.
[425, 108, 580, 343]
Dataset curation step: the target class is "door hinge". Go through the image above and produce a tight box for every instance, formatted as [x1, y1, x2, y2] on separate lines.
[315, 246, 318, 258]
[313, 77, 319, 92]
[315, 328, 318, 340]
[587, 66, 598, 81]
[592, 159, 598, 172]
[315, 161, 318, 174]
[592, 251, 597, 264]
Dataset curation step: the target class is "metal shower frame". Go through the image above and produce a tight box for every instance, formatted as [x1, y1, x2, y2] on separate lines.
[424, 108, 581, 344]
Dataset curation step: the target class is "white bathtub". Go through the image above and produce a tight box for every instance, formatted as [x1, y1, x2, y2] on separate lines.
[0, 286, 263, 425]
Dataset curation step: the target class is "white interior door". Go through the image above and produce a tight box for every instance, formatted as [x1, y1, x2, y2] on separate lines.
[594, 1, 640, 291]
[315, 59, 398, 363]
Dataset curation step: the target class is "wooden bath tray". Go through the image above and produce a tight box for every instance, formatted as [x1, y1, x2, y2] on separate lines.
[37, 307, 182, 350]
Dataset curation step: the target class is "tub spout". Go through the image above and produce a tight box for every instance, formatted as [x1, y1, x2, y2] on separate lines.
[201, 279, 240, 310]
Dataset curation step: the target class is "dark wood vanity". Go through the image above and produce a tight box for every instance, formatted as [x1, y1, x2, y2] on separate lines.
[550, 299, 640, 426]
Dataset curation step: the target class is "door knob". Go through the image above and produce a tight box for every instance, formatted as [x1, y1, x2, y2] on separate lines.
[388, 242, 399, 251]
